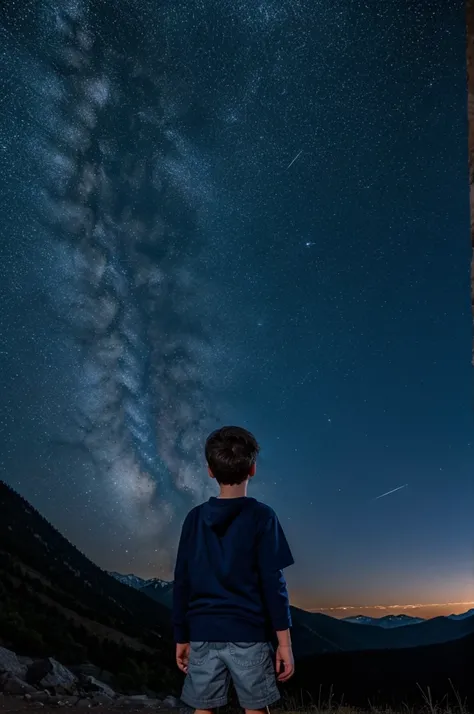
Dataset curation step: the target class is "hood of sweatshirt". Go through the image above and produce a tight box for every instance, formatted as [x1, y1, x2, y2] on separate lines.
[202, 496, 255, 536]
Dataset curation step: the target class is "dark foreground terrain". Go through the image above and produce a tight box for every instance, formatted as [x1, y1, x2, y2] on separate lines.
[0, 481, 178, 695]
[0, 480, 472, 710]
[288, 632, 473, 709]
[0, 700, 181, 714]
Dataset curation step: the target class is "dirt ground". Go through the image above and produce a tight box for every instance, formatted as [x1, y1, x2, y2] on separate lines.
[0, 699, 183, 714]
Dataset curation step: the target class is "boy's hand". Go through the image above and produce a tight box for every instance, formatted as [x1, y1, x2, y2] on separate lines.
[176, 643, 190, 673]
[276, 644, 294, 682]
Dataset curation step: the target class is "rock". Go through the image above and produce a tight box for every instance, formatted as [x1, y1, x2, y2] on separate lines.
[0, 647, 27, 679]
[126, 695, 149, 700]
[69, 665, 114, 686]
[76, 699, 92, 709]
[162, 696, 181, 708]
[26, 658, 77, 693]
[79, 675, 116, 698]
[29, 691, 54, 702]
[143, 688, 159, 700]
[18, 657, 34, 667]
[57, 696, 81, 707]
[1, 673, 37, 695]
[68, 665, 100, 677]
[91, 693, 113, 706]
[45, 695, 82, 706]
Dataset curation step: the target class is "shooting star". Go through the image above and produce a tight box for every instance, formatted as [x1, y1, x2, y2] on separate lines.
[374, 483, 408, 500]
[286, 149, 303, 170]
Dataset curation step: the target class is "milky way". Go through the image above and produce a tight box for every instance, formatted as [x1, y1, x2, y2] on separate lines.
[1, 0, 318, 572]
[1, 0, 236, 571]
[32, 0, 229, 556]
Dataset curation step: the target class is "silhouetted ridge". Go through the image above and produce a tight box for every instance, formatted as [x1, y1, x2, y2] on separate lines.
[0, 479, 177, 693]
[290, 605, 474, 657]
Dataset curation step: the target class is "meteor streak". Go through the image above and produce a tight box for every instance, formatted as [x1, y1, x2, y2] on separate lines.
[374, 483, 408, 500]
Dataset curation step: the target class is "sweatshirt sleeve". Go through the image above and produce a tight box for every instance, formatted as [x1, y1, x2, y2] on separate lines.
[172, 513, 191, 643]
[257, 510, 294, 631]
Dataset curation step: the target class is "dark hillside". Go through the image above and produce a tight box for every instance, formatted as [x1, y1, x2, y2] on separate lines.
[0, 480, 178, 694]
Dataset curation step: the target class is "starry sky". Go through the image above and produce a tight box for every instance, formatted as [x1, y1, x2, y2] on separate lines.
[1, 0, 473, 620]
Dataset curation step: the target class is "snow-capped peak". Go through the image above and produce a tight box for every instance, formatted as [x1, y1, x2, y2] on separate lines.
[109, 571, 148, 590]
[109, 571, 172, 592]
[343, 613, 424, 628]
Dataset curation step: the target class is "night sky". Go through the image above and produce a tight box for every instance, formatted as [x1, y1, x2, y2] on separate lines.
[1, 0, 473, 620]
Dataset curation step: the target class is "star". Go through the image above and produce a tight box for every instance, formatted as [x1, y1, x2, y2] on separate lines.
[0, 0, 471, 618]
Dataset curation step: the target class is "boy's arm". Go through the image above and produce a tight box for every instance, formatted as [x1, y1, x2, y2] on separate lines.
[259, 568, 293, 631]
[275, 628, 294, 682]
[172, 514, 191, 644]
[257, 510, 294, 633]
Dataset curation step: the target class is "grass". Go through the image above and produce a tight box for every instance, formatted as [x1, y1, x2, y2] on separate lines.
[271, 681, 472, 714]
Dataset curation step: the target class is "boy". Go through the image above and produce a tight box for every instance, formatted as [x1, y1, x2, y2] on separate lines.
[173, 425, 295, 714]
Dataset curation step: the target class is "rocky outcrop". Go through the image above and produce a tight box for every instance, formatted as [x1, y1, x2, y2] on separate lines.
[68, 665, 114, 687]
[0, 647, 27, 679]
[26, 658, 78, 693]
[467, 0, 474, 364]
[77, 674, 116, 698]
[0, 646, 186, 709]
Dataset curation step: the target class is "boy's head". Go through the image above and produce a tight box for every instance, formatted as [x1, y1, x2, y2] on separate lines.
[205, 426, 260, 486]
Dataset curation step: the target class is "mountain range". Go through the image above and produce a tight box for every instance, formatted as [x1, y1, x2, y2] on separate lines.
[108, 571, 474, 657]
[343, 614, 425, 627]
[289, 605, 474, 657]
[343, 609, 474, 627]
[110, 573, 174, 609]
[0, 478, 472, 704]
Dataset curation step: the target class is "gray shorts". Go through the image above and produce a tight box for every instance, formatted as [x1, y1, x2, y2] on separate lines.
[181, 641, 280, 710]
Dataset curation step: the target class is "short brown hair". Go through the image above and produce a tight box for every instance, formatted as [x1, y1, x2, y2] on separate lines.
[205, 426, 260, 486]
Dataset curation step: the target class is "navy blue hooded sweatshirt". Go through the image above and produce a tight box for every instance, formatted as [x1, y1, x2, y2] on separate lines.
[172, 496, 294, 643]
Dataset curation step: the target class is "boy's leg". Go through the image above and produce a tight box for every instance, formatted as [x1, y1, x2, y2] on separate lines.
[222, 643, 280, 712]
[181, 643, 230, 711]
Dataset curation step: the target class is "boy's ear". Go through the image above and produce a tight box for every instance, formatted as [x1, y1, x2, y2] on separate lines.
[249, 463, 256, 478]
[208, 467, 215, 480]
